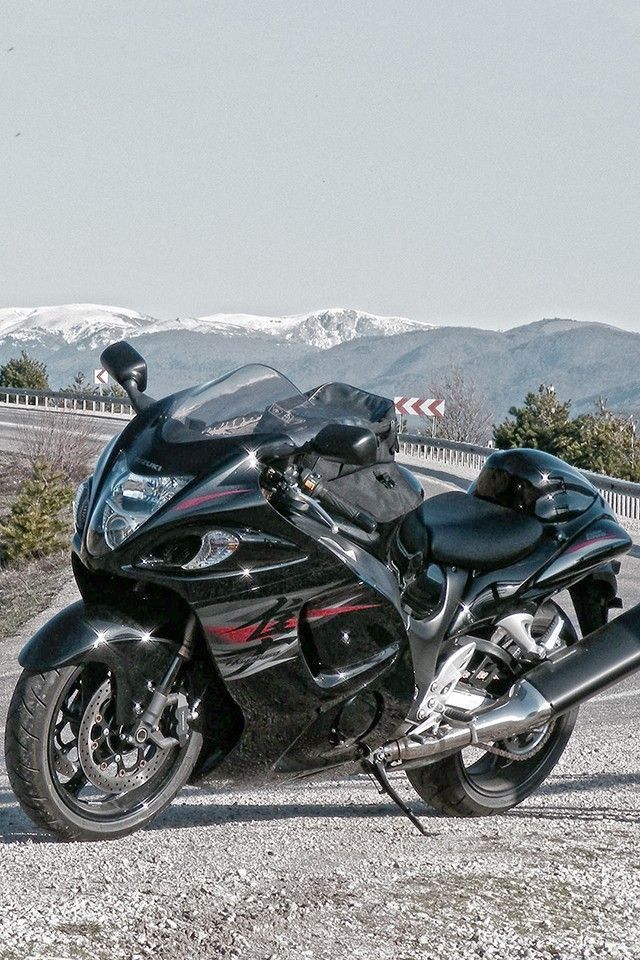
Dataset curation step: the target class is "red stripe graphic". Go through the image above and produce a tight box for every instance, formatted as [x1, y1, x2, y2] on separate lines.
[305, 603, 380, 619]
[566, 533, 619, 555]
[206, 603, 380, 646]
[206, 619, 279, 645]
[175, 488, 254, 511]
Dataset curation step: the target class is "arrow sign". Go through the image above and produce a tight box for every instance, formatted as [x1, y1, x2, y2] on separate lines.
[94, 368, 109, 386]
[394, 397, 445, 418]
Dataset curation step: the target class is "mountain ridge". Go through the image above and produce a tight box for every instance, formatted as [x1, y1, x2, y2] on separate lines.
[0, 304, 430, 351]
[0, 304, 638, 420]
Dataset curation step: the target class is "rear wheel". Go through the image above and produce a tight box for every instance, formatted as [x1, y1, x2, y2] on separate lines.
[406, 602, 578, 817]
[5, 662, 203, 841]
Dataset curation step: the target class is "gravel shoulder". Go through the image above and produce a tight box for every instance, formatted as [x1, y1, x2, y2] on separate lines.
[1, 472, 640, 959]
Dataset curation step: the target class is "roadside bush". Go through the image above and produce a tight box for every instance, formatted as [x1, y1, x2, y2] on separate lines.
[494, 385, 640, 481]
[428, 365, 494, 444]
[0, 460, 73, 565]
[19, 412, 101, 483]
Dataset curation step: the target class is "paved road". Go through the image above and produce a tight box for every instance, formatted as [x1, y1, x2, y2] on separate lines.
[1, 455, 640, 957]
[0, 405, 124, 452]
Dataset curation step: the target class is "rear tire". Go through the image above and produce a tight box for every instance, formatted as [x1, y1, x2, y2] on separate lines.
[6, 665, 202, 842]
[406, 600, 578, 817]
[406, 708, 577, 817]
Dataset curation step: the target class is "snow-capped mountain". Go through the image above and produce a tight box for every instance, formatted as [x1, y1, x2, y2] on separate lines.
[1, 304, 640, 420]
[0, 304, 429, 352]
[189, 308, 430, 348]
[0, 305, 167, 349]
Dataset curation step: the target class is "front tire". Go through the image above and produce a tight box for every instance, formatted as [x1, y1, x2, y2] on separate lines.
[6, 664, 203, 841]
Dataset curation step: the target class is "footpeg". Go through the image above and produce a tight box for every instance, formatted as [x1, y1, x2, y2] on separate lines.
[413, 641, 476, 732]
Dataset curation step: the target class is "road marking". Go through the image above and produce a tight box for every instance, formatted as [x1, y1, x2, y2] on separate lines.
[593, 687, 640, 704]
[0, 419, 116, 439]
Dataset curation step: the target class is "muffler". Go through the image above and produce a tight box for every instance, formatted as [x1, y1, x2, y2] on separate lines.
[383, 602, 640, 767]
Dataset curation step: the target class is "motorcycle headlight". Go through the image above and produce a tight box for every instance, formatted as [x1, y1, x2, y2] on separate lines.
[86, 453, 191, 556]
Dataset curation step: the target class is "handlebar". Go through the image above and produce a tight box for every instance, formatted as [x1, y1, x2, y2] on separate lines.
[259, 444, 379, 535]
[301, 472, 378, 534]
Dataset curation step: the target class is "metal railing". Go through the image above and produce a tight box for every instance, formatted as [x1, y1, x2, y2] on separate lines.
[399, 433, 640, 526]
[0, 387, 133, 420]
[2, 394, 639, 523]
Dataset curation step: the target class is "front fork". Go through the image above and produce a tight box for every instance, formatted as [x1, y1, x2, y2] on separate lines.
[125, 615, 198, 751]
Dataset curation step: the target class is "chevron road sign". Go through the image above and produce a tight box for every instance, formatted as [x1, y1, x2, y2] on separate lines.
[394, 396, 445, 418]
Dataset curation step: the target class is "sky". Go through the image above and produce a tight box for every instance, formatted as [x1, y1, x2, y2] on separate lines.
[2, 1, 640, 330]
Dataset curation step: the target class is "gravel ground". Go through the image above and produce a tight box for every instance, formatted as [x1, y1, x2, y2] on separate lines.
[1, 470, 640, 959]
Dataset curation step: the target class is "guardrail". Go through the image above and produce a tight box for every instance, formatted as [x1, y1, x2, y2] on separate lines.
[399, 433, 640, 525]
[0, 387, 133, 420]
[2, 396, 639, 524]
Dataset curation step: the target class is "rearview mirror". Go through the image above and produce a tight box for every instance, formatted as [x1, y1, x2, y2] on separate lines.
[100, 340, 148, 392]
[311, 424, 378, 467]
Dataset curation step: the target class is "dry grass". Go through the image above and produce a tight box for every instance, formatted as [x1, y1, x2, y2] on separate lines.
[18, 412, 102, 482]
[0, 550, 71, 639]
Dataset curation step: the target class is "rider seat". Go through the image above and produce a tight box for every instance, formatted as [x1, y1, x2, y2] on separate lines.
[395, 491, 544, 573]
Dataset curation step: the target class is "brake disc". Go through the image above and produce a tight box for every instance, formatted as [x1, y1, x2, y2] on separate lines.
[77, 678, 174, 793]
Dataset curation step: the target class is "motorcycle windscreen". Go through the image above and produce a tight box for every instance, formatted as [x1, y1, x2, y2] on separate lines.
[160, 363, 395, 445]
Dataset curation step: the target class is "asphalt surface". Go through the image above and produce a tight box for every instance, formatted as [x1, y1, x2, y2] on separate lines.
[0, 405, 124, 452]
[1, 457, 640, 958]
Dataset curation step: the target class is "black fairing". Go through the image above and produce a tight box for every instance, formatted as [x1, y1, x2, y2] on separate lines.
[61, 365, 418, 786]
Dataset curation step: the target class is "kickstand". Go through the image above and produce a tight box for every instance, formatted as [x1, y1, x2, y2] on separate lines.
[363, 754, 433, 837]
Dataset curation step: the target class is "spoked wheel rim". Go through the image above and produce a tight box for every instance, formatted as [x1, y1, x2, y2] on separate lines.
[48, 664, 191, 823]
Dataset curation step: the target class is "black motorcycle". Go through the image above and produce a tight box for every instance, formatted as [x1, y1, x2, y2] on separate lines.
[7, 340, 640, 841]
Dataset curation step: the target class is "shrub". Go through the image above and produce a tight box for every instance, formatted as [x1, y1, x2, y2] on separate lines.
[0, 460, 73, 565]
[19, 413, 101, 483]
[428, 365, 494, 444]
[0, 351, 49, 390]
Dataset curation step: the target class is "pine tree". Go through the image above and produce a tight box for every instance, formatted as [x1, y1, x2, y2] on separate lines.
[64, 371, 97, 395]
[0, 351, 49, 390]
[570, 399, 639, 481]
[494, 386, 640, 481]
[494, 385, 574, 457]
[0, 460, 72, 565]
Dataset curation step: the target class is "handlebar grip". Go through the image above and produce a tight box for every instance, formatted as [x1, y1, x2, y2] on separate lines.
[313, 483, 378, 534]
[256, 437, 298, 460]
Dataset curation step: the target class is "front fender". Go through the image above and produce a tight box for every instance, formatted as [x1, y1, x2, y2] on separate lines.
[19, 601, 176, 726]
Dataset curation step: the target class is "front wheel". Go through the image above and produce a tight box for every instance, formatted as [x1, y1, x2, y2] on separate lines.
[5, 662, 203, 841]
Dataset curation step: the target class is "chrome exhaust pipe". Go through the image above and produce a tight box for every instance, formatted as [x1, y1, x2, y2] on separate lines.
[382, 679, 552, 766]
[383, 602, 640, 768]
